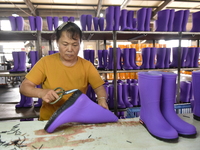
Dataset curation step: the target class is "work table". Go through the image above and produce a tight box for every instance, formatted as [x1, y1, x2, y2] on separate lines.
[0, 114, 199, 150]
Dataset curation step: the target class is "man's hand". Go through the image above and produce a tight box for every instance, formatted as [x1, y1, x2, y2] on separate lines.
[98, 98, 109, 109]
[38, 89, 59, 103]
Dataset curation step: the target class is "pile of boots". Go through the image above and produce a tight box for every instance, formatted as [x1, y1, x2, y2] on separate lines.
[190, 11, 200, 32]
[97, 50, 108, 70]
[46, 16, 59, 31]
[138, 71, 196, 141]
[48, 50, 58, 55]
[83, 49, 95, 65]
[62, 16, 75, 23]
[9, 51, 27, 73]
[28, 16, 43, 31]
[27, 51, 39, 72]
[8, 16, 24, 31]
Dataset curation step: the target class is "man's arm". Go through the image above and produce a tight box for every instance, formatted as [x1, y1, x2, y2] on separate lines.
[94, 85, 109, 109]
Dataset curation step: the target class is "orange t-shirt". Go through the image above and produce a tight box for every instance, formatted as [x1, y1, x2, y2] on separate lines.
[25, 53, 104, 120]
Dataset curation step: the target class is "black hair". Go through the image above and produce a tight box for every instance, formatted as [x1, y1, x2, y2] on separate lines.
[55, 22, 82, 42]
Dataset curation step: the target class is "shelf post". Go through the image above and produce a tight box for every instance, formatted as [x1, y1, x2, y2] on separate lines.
[36, 30, 42, 59]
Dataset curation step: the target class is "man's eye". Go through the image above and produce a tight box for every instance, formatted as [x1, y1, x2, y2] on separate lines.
[73, 45, 78, 46]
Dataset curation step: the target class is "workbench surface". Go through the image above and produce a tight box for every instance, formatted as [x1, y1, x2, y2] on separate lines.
[0, 114, 199, 150]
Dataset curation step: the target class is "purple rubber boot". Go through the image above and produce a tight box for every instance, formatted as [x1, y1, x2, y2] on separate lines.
[44, 90, 118, 133]
[86, 15, 92, 31]
[117, 82, 126, 109]
[156, 9, 170, 31]
[108, 84, 114, 109]
[62, 16, 68, 22]
[23, 96, 33, 107]
[48, 50, 55, 55]
[145, 8, 152, 31]
[181, 47, 188, 67]
[28, 16, 36, 31]
[29, 51, 37, 69]
[132, 18, 137, 30]
[185, 47, 195, 68]
[180, 81, 191, 103]
[130, 83, 139, 106]
[17, 51, 26, 72]
[53, 17, 59, 30]
[140, 47, 150, 69]
[156, 48, 166, 69]
[122, 48, 133, 70]
[108, 48, 113, 70]
[16, 93, 26, 108]
[36, 16, 42, 31]
[164, 48, 171, 68]
[69, 17, 75, 22]
[93, 17, 99, 31]
[97, 50, 104, 70]
[9, 52, 19, 73]
[120, 9, 130, 31]
[9, 16, 17, 31]
[98, 17, 104, 31]
[169, 47, 179, 68]
[83, 50, 90, 61]
[182, 10, 190, 32]
[113, 6, 120, 31]
[129, 48, 139, 69]
[89, 50, 95, 65]
[47, 16, 53, 31]
[102, 50, 108, 70]
[127, 10, 134, 30]
[105, 6, 114, 31]
[152, 71, 197, 137]
[192, 71, 200, 121]
[80, 15, 87, 31]
[138, 72, 178, 141]
[122, 82, 133, 108]
[16, 16, 24, 31]
[168, 9, 175, 31]
[149, 47, 156, 69]
[193, 47, 200, 68]
[137, 8, 147, 31]
[117, 48, 122, 70]
[190, 11, 200, 32]
[173, 10, 184, 32]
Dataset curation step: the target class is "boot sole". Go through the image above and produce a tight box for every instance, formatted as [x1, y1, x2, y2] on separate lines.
[194, 114, 200, 121]
[139, 119, 178, 142]
[179, 133, 197, 138]
[44, 90, 82, 131]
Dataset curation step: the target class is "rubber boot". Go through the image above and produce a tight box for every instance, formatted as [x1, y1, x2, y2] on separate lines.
[173, 10, 184, 32]
[190, 11, 200, 32]
[122, 48, 133, 70]
[155, 47, 167, 69]
[129, 48, 139, 69]
[145, 8, 152, 31]
[122, 82, 133, 108]
[105, 6, 114, 31]
[113, 6, 120, 31]
[53, 17, 59, 30]
[168, 9, 175, 31]
[192, 71, 200, 121]
[117, 48, 122, 70]
[132, 18, 137, 30]
[93, 17, 99, 31]
[108, 84, 114, 109]
[80, 15, 87, 31]
[127, 10, 134, 30]
[137, 8, 147, 31]
[149, 47, 156, 69]
[62, 16, 68, 22]
[102, 50, 108, 70]
[48, 50, 55, 55]
[47, 16, 53, 31]
[108, 48, 113, 70]
[130, 83, 139, 106]
[17, 51, 26, 72]
[169, 47, 179, 68]
[28, 16, 36, 31]
[9, 16, 17, 31]
[98, 17, 104, 31]
[36, 16, 42, 31]
[164, 48, 171, 68]
[9, 52, 19, 73]
[117, 82, 126, 108]
[182, 10, 190, 32]
[89, 50, 95, 65]
[152, 71, 197, 137]
[180, 81, 191, 103]
[86, 15, 92, 31]
[193, 47, 200, 68]
[185, 47, 195, 68]
[16, 93, 26, 108]
[97, 50, 104, 70]
[120, 9, 130, 31]
[69, 17, 75, 22]
[44, 90, 118, 133]
[138, 72, 178, 141]
[156, 9, 170, 31]
[83, 50, 90, 61]
[140, 47, 150, 69]
[29, 51, 37, 69]
[23, 96, 33, 107]
[16, 16, 24, 31]
[181, 47, 188, 67]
